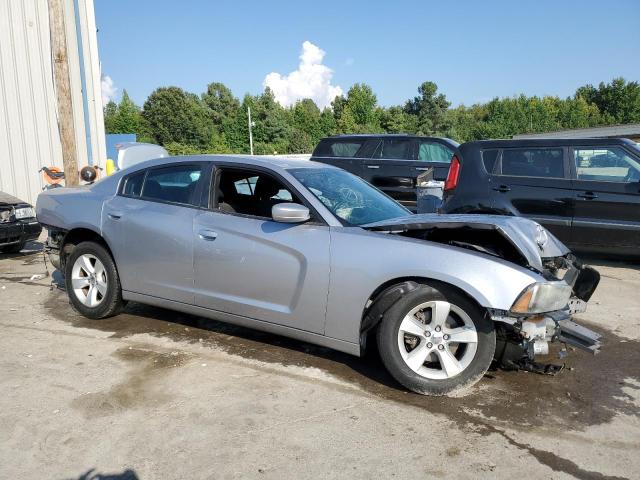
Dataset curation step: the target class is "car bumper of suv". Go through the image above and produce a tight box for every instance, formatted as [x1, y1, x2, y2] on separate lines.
[0, 219, 42, 247]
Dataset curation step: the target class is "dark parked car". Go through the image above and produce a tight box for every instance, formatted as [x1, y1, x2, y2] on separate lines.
[440, 138, 640, 256]
[0, 191, 41, 253]
[311, 134, 458, 210]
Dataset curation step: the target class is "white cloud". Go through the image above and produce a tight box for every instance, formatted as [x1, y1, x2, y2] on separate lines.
[264, 41, 343, 109]
[101, 74, 117, 104]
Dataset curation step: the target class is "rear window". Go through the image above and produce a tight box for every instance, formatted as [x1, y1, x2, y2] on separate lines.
[141, 165, 202, 205]
[122, 171, 145, 197]
[313, 139, 365, 158]
[500, 148, 564, 178]
[481, 149, 499, 173]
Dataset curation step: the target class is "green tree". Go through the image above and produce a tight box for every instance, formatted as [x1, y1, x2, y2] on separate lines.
[345, 83, 378, 129]
[404, 81, 451, 135]
[576, 77, 640, 124]
[142, 86, 213, 147]
[379, 106, 414, 133]
[103, 90, 142, 135]
[202, 82, 241, 127]
[291, 99, 323, 145]
[250, 88, 291, 154]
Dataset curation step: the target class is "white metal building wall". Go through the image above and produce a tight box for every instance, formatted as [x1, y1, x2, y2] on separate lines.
[0, 0, 105, 205]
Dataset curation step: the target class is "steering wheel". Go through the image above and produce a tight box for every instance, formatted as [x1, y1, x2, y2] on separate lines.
[335, 187, 364, 210]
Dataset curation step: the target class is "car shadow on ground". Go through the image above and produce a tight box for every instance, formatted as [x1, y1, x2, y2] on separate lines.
[73, 468, 139, 480]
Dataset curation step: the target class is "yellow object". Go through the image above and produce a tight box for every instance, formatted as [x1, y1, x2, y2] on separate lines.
[105, 158, 116, 176]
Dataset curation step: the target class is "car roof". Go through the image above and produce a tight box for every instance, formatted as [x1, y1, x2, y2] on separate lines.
[461, 137, 637, 148]
[124, 154, 336, 174]
[323, 134, 457, 142]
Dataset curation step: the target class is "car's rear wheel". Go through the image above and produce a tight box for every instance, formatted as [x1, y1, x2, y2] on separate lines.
[377, 283, 495, 396]
[65, 241, 124, 319]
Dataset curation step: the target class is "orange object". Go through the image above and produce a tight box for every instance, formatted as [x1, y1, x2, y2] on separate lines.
[42, 166, 63, 185]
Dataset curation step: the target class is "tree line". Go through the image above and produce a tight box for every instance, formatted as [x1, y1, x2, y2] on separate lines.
[104, 77, 640, 155]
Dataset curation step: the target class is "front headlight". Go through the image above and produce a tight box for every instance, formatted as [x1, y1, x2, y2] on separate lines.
[14, 207, 36, 220]
[511, 282, 572, 314]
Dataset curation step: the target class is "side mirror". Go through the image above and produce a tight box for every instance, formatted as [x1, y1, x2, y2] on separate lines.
[272, 203, 310, 223]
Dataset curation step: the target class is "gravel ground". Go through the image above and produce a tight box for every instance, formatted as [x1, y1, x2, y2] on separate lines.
[0, 241, 638, 480]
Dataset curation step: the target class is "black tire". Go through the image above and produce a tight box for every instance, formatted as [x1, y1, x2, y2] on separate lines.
[64, 241, 124, 319]
[0, 241, 26, 253]
[377, 283, 495, 396]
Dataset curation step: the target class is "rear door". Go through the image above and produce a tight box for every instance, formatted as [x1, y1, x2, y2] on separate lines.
[102, 163, 206, 304]
[491, 146, 573, 242]
[412, 139, 454, 181]
[570, 145, 640, 250]
[310, 138, 369, 176]
[360, 137, 417, 208]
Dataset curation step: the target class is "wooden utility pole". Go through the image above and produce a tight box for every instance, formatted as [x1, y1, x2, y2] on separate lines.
[48, 0, 79, 186]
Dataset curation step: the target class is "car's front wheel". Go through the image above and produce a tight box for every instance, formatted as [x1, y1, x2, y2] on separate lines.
[377, 283, 495, 396]
[65, 241, 124, 319]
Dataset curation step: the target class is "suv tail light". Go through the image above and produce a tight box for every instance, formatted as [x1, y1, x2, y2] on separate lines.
[444, 155, 461, 191]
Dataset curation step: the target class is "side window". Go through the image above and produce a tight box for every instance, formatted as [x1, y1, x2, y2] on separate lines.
[216, 169, 301, 218]
[314, 139, 365, 158]
[417, 142, 453, 163]
[373, 139, 412, 160]
[121, 171, 145, 197]
[500, 148, 564, 178]
[141, 165, 202, 205]
[481, 149, 499, 173]
[574, 147, 640, 183]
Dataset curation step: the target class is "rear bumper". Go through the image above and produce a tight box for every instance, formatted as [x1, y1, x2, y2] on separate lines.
[0, 219, 41, 247]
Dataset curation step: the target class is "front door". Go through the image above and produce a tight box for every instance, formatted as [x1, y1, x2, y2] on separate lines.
[570, 145, 640, 250]
[491, 146, 574, 242]
[102, 163, 205, 304]
[193, 167, 330, 333]
[360, 137, 417, 208]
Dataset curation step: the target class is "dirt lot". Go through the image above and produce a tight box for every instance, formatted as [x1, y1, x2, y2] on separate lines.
[1, 242, 639, 480]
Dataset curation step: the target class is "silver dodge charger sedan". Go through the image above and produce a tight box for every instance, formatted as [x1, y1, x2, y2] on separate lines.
[36, 155, 601, 396]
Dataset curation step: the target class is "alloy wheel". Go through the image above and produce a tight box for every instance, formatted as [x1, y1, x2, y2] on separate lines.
[397, 300, 478, 380]
[71, 254, 108, 308]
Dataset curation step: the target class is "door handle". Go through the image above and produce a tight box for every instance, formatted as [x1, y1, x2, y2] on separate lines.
[492, 185, 511, 193]
[366, 165, 380, 169]
[107, 212, 122, 220]
[198, 229, 218, 241]
[577, 191, 598, 200]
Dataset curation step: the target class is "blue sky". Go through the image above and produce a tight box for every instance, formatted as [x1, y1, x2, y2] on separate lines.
[95, 0, 640, 108]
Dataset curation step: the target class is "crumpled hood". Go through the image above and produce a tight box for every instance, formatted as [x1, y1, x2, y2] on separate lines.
[361, 214, 570, 273]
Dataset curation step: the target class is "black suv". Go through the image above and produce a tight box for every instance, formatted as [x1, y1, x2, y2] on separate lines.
[440, 138, 640, 255]
[311, 134, 458, 210]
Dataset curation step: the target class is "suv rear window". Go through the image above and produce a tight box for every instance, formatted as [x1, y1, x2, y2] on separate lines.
[500, 148, 564, 178]
[313, 139, 365, 158]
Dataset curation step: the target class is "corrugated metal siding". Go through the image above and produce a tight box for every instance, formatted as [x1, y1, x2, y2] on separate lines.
[0, 0, 64, 205]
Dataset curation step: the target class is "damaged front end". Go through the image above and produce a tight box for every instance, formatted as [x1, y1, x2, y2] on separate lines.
[362, 214, 602, 370]
[490, 253, 601, 372]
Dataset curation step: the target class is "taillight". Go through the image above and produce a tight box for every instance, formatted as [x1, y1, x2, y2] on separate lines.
[444, 155, 461, 191]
